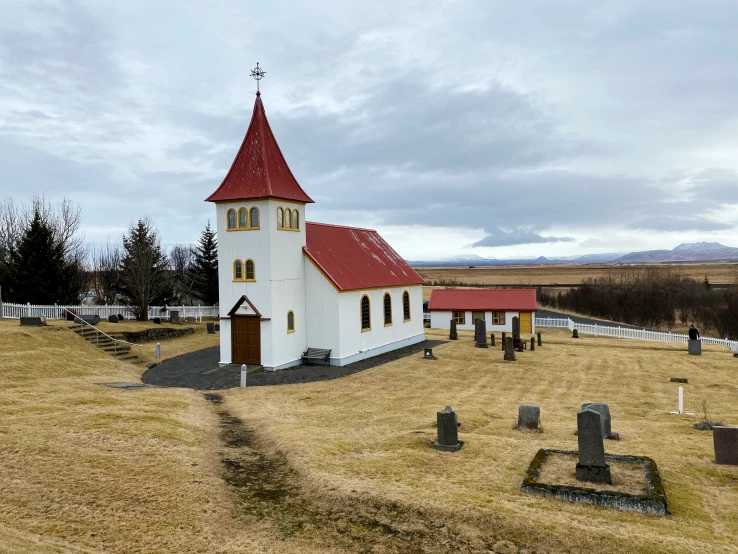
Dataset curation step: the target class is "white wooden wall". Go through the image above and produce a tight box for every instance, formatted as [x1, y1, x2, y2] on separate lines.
[430, 310, 536, 333]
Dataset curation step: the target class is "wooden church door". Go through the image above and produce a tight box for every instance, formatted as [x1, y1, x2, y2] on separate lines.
[232, 316, 261, 365]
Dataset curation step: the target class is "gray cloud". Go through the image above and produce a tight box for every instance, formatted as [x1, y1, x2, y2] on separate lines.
[628, 217, 733, 232]
[471, 228, 576, 248]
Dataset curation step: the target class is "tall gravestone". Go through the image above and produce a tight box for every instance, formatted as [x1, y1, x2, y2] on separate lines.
[713, 426, 738, 465]
[449, 320, 458, 340]
[530, 337, 535, 351]
[576, 410, 612, 484]
[688, 340, 702, 355]
[475, 320, 488, 348]
[504, 336, 516, 361]
[490, 333, 495, 347]
[512, 316, 520, 340]
[537, 332, 542, 346]
[501, 332, 506, 350]
[432, 406, 463, 452]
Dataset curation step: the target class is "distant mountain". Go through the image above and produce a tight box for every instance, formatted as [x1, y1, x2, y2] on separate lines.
[614, 243, 738, 263]
[572, 253, 623, 263]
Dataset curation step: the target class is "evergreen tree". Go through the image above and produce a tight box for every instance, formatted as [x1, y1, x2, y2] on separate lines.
[190, 221, 219, 305]
[6, 209, 81, 304]
[118, 218, 172, 320]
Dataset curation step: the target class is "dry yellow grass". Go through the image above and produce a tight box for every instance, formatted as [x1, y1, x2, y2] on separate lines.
[3, 318, 738, 553]
[0, 319, 326, 554]
[223, 328, 738, 554]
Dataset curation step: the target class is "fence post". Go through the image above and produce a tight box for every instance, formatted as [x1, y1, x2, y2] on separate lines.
[27, 302, 31, 317]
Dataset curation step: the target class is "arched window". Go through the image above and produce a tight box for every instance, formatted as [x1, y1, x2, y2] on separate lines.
[361, 295, 371, 330]
[245, 259, 255, 280]
[287, 311, 295, 333]
[239, 208, 248, 228]
[233, 260, 243, 280]
[250, 207, 259, 228]
[285, 209, 292, 229]
[227, 209, 236, 230]
[277, 207, 284, 229]
[403, 291, 411, 321]
[383, 293, 392, 325]
[292, 209, 299, 229]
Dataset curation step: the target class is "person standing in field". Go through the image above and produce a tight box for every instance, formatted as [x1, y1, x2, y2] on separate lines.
[688, 324, 700, 340]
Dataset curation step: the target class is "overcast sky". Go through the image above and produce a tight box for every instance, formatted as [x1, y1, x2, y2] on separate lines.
[2, 0, 738, 260]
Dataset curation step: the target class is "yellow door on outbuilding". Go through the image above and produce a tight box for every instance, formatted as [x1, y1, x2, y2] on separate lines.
[519, 312, 532, 334]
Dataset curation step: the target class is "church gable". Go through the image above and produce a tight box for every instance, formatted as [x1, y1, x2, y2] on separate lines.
[303, 222, 425, 292]
[227, 295, 262, 317]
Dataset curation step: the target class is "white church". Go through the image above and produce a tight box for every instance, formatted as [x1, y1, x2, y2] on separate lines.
[206, 90, 425, 370]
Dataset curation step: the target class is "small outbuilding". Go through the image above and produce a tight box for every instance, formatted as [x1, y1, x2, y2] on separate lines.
[428, 288, 537, 333]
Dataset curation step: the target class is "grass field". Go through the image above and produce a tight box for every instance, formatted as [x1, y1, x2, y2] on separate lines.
[416, 262, 738, 300]
[2, 320, 737, 553]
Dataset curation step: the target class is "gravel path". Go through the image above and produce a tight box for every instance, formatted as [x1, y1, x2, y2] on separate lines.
[142, 340, 445, 390]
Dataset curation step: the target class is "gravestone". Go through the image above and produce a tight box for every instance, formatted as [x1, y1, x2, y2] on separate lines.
[670, 378, 688, 383]
[572, 329, 579, 338]
[530, 337, 535, 351]
[75, 314, 101, 325]
[207, 322, 215, 334]
[582, 402, 618, 440]
[475, 320, 488, 348]
[107, 314, 119, 323]
[537, 332, 542, 346]
[432, 406, 463, 452]
[501, 332, 506, 350]
[576, 410, 612, 484]
[504, 336, 516, 361]
[490, 333, 495, 347]
[512, 316, 520, 340]
[170, 310, 182, 324]
[423, 347, 436, 360]
[713, 426, 738, 465]
[449, 319, 458, 340]
[20, 316, 46, 326]
[153, 317, 162, 324]
[117, 314, 124, 321]
[214, 323, 220, 331]
[518, 405, 540, 430]
[688, 340, 701, 355]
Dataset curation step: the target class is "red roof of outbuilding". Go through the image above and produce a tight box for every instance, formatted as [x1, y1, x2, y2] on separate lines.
[206, 94, 314, 204]
[428, 288, 537, 311]
[303, 222, 425, 291]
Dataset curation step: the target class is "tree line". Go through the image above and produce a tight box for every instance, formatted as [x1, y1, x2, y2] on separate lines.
[537, 266, 738, 339]
[0, 196, 219, 321]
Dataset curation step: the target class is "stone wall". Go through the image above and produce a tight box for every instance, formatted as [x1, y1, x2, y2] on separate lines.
[119, 327, 195, 343]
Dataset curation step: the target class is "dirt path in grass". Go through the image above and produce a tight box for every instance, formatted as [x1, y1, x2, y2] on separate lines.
[204, 393, 546, 554]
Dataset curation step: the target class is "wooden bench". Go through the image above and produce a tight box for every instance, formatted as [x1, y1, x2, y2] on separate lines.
[302, 347, 331, 366]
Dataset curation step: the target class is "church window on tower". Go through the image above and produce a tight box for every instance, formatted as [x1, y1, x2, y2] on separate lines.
[239, 208, 248, 228]
[285, 209, 292, 229]
[277, 207, 284, 229]
[227, 209, 236, 230]
[384, 293, 392, 326]
[233, 260, 243, 280]
[287, 311, 294, 333]
[250, 207, 259, 228]
[361, 295, 371, 331]
[292, 209, 299, 229]
[245, 259, 255, 281]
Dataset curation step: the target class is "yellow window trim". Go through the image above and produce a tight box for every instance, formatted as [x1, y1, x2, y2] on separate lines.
[232, 259, 243, 281]
[383, 292, 392, 326]
[277, 205, 300, 231]
[226, 208, 237, 230]
[287, 310, 295, 333]
[227, 206, 261, 231]
[245, 259, 256, 281]
[402, 289, 411, 321]
[360, 294, 371, 331]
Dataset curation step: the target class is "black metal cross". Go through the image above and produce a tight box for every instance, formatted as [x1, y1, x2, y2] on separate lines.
[250, 62, 266, 95]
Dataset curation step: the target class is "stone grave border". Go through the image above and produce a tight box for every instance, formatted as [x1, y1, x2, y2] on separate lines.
[520, 448, 667, 515]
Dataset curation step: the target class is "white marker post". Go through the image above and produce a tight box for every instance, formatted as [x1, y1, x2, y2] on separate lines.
[670, 385, 694, 415]
[240, 364, 247, 388]
[156, 342, 161, 360]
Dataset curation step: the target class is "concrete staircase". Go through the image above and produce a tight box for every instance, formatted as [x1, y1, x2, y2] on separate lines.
[70, 324, 141, 363]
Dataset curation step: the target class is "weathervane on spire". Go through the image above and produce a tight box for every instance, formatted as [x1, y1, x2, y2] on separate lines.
[250, 62, 266, 96]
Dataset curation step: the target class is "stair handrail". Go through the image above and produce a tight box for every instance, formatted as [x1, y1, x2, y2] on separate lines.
[63, 308, 143, 363]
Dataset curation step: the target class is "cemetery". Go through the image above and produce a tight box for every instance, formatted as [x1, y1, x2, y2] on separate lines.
[1, 313, 737, 553]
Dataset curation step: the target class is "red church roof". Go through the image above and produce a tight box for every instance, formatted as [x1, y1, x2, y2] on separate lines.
[206, 94, 314, 204]
[303, 222, 425, 292]
[428, 288, 537, 311]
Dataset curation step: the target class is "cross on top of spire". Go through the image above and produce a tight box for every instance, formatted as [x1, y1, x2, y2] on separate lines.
[250, 62, 266, 96]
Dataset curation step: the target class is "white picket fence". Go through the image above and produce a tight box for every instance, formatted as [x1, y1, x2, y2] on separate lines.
[1, 302, 219, 322]
[535, 317, 738, 349]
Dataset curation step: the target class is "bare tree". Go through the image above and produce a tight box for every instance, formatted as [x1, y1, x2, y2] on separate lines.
[23, 195, 84, 260]
[0, 197, 23, 265]
[90, 241, 122, 304]
[170, 244, 195, 303]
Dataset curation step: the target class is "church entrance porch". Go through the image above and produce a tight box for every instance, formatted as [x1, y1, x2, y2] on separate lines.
[231, 316, 260, 365]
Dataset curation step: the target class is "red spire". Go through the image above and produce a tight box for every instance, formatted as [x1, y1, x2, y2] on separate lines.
[206, 95, 314, 203]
